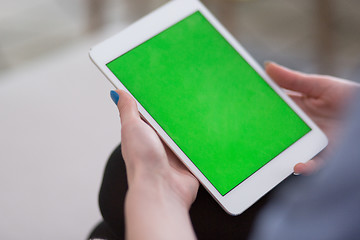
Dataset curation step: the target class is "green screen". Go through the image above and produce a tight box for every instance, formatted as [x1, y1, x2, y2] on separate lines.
[107, 11, 311, 196]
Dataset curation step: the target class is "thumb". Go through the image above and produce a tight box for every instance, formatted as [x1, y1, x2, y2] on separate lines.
[265, 62, 325, 98]
[110, 90, 139, 125]
[293, 157, 323, 175]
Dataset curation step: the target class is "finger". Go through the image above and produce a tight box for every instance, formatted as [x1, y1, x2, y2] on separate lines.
[293, 157, 322, 175]
[112, 90, 140, 125]
[165, 144, 187, 172]
[265, 62, 325, 98]
[285, 93, 313, 115]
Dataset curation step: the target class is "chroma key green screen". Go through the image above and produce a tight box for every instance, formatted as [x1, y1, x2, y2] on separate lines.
[107, 11, 311, 195]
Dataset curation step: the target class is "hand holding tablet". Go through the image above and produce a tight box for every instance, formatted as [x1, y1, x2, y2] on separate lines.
[90, 0, 328, 215]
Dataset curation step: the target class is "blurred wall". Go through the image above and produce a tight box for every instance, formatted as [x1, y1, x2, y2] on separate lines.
[0, 0, 359, 81]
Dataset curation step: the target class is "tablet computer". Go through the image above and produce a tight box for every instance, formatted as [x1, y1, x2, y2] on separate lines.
[89, 0, 328, 215]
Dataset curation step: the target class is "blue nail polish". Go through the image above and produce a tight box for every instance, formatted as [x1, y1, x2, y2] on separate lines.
[110, 90, 119, 105]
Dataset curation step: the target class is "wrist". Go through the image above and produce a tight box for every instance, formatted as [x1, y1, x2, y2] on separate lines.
[127, 181, 186, 209]
[125, 182, 196, 240]
[127, 169, 192, 210]
[127, 163, 168, 188]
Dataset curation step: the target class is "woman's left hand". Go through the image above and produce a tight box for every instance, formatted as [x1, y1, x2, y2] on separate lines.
[111, 89, 198, 240]
[113, 89, 199, 209]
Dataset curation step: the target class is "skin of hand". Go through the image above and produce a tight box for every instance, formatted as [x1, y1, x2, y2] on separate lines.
[265, 62, 360, 174]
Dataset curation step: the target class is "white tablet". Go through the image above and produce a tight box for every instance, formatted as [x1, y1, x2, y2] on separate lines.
[89, 0, 328, 215]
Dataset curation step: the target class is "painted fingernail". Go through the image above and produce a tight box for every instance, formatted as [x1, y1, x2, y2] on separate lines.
[110, 90, 119, 105]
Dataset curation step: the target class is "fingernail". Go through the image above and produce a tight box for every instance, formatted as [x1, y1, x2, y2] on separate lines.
[264, 61, 273, 68]
[110, 90, 119, 105]
[293, 172, 301, 176]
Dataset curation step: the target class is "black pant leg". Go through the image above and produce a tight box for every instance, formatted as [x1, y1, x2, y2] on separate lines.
[98, 144, 271, 240]
[98, 145, 128, 239]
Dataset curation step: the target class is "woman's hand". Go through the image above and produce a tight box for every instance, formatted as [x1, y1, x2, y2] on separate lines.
[111, 90, 198, 240]
[265, 62, 360, 174]
[115, 89, 199, 207]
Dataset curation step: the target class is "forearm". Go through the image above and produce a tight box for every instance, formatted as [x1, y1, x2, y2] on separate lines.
[125, 179, 197, 240]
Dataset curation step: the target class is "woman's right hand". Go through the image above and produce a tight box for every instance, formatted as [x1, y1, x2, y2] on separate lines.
[265, 62, 360, 174]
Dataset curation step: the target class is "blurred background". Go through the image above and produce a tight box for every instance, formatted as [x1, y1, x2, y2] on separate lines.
[2, 0, 360, 78]
[0, 0, 359, 239]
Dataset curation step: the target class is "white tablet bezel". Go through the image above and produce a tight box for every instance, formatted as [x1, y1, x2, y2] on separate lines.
[89, 0, 328, 215]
